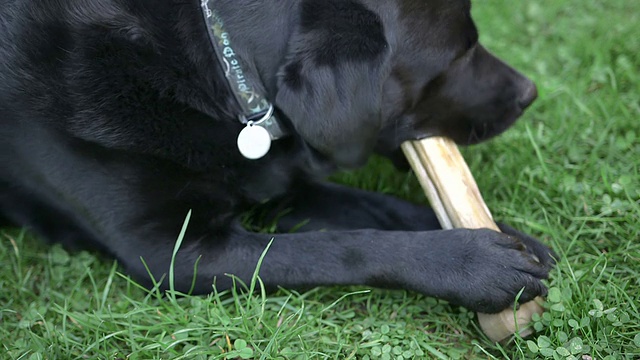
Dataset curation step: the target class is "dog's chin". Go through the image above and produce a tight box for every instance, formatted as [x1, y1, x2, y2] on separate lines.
[451, 109, 525, 146]
[375, 108, 524, 158]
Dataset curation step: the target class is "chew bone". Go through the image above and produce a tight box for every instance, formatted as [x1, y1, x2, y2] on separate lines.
[401, 137, 544, 342]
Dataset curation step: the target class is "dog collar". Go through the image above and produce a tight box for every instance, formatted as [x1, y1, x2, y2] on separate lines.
[200, 0, 288, 159]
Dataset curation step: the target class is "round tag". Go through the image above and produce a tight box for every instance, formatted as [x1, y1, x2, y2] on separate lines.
[237, 124, 272, 159]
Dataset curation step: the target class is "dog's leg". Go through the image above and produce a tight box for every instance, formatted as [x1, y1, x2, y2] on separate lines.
[6, 167, 551, 314]
[112, 217, 551, 314]
[261, 182, 441, 232]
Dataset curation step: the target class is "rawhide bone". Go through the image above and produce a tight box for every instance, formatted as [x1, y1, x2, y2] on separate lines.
[401, 137, 544, 342]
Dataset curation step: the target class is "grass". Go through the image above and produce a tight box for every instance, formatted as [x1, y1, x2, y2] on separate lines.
[1, 0, 639, 358]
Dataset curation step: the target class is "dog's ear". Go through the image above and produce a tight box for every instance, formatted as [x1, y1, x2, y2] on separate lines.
[275, 0, 391, 168]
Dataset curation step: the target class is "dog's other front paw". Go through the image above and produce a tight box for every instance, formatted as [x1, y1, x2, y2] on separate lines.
[420, 228, 552, 313]
[497, 222, 557, 270]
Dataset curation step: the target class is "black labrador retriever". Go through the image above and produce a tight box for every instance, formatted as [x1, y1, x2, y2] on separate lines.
[0, 0, 554, 313]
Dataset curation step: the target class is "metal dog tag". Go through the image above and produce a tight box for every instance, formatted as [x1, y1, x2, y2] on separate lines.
[237, 123, 271, 159]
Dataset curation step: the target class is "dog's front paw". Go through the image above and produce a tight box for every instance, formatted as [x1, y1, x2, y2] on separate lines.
[427, 228, 552, 313]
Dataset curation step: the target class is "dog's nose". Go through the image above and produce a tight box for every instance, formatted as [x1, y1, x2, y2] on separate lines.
[518, 81, 538, 109]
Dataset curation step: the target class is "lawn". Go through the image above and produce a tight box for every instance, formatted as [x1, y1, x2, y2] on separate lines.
[1, 0, 639, 359]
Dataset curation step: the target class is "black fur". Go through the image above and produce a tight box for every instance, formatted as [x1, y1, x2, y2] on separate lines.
[0, 0, 553, 313]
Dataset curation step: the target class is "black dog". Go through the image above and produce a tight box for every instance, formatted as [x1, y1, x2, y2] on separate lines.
[0, 0, 554, 313]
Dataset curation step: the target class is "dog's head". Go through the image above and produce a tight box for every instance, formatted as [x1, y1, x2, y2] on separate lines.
[275, 0, 537, 168]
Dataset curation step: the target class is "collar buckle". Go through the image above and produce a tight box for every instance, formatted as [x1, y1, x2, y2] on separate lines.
[239, 105, 287, 141]
[239, 104, 274, 126]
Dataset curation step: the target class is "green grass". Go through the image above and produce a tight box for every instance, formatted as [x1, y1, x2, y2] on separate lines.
[1, 0, 639, 358]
